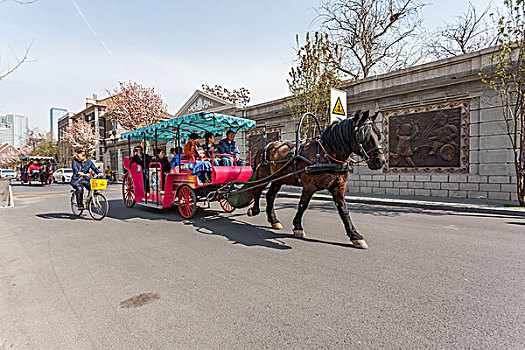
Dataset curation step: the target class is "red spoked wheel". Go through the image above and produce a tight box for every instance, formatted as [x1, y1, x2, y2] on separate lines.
[177, 185, 197, 219]
[122, 173, 136, 208]
[219, 198, 235, 213]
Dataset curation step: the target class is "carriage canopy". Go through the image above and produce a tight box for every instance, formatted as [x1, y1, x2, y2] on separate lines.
[119, 112, 256, 142]
[19, 156, 57, 162]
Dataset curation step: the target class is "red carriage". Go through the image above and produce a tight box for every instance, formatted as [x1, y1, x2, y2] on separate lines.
[121, 112, 255, 218]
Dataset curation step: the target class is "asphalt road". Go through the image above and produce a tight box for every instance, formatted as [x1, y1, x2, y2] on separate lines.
[0, 183, 524, 349]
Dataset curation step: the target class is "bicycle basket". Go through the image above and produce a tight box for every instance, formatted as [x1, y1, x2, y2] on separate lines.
[90, 179, 108, 190]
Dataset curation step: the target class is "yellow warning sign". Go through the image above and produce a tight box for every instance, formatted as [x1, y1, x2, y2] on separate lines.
[332, 97, 345, 116]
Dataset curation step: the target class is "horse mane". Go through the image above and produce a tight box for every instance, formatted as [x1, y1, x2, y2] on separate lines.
[320, 117, 356, 155]
[320, 111, 381, 158]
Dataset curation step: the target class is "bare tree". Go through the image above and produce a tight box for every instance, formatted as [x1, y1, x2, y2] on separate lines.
[0, 0, 34, 80]
[427, 2, 497, 59]
[317, 0, 426, 79]
[201, 84, 251, 107]
[479, 0, 525, 206]
[287, 32, 343, 137]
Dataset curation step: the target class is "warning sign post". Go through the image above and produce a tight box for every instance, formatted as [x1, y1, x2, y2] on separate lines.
[330, 88, 347, 123]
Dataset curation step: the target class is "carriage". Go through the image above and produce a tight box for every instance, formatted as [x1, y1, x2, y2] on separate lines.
[19, 156, 57, 185]
[120, 112, 256, 218]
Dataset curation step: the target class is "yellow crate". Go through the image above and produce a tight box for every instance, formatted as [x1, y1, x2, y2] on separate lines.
[90, 178, 108, 190]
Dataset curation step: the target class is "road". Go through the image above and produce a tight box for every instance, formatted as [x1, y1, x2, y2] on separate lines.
[0, 183, 524, 349]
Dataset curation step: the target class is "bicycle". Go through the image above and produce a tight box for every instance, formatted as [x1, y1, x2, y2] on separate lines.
[70, 174, 109, 220]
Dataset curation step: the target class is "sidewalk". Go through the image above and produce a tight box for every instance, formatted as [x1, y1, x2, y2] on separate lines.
[276, 186, 525, 217]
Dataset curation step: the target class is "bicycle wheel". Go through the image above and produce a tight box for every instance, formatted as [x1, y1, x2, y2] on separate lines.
[88, 192, 109, 220]
[71, 192, 83, 216]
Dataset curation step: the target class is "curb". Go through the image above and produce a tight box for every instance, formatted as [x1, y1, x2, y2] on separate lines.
[276, 191, 525, 218]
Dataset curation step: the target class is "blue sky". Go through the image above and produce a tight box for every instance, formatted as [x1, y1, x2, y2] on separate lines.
[0, 0, 494, 131]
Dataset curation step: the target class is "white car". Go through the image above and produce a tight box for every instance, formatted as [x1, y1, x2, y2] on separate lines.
[0, 169, 16, 179]
[53, 168, 74, 183]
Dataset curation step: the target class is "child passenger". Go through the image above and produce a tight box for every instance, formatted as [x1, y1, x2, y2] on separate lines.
[183, 133, 213, 183]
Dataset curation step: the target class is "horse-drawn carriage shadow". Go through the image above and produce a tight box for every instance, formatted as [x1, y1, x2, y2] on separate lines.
[189, 207, 359, 250]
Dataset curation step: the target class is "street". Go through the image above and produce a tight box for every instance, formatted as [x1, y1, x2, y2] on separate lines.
[0, 183, 524, 349]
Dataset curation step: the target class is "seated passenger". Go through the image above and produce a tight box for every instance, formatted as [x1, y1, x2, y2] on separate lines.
[218, 130, 243, 166]
[170, 146, 183, 168]
[184, 133, 212, 183]
[151, 149, 171, 190]
[202, 132, 219, 166]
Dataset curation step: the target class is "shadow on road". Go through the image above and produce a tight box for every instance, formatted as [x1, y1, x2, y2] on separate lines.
[36, 213, 86, 220]
[275, 200, 525, 220]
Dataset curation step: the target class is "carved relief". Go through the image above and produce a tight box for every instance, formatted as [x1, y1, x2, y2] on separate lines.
[383, 101, 469, 173]
[247, 127, 281, 155]
[187, 98, 214, 113]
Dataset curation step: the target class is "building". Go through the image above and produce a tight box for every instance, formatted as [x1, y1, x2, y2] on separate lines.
[237, 46, 519, 204]
[57, 95, 111, 166]
[0, 114, 28, 148]
[50, 108, 68, 140]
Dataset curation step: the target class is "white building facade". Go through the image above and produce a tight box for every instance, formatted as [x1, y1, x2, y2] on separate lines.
[0, 114, 28, 148]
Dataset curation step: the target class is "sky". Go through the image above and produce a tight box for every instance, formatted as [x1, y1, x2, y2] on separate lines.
[0, 0, 494, 131]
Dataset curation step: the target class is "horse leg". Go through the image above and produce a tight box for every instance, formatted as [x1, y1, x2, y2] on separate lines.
[265, 182, 283, 229]
[247, 185, 264, 217]
[328, 185, 368, 249]
[292, 187, 316, 238]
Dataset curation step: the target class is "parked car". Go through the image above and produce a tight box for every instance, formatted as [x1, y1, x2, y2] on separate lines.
[53, 168, 73, 183]
[0, 169, 16, 179]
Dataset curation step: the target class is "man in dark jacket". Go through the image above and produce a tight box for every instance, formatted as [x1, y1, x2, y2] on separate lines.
[71, 149, 101, 210]
[218, 130, 243, 166]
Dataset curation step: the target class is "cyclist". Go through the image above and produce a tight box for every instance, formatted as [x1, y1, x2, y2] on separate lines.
[71, 148, 101, 210]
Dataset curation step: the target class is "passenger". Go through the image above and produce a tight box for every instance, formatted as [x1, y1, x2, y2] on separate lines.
[184, 133, 212, 183]
[131, 145, 151, 167]
[130, 145, 151, 192]
[202, 132, 219, 166]
[170, 146, 183, 168]
[168, 147, 176, 162]
[153, 149, 171, 174]
[218, 130, 243, 166]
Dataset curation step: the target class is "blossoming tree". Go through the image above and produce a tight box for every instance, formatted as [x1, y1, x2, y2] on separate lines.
[105, 81, 168, 131]
[62, 119, 100, 157]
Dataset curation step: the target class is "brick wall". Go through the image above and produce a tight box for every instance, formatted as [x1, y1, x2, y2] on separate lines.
[347, 173, 518, 202]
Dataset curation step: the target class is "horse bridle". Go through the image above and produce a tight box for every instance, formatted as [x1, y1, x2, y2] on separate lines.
[355, 119, 383, 163]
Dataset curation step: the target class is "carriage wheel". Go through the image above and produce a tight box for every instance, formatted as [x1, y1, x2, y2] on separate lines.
[122, 173, 136, 208]
[177, 185, 197, 219]
[219, 198, 235, 213]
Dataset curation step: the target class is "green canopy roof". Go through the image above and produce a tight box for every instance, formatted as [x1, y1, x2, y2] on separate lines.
[120, 112, 256, 142]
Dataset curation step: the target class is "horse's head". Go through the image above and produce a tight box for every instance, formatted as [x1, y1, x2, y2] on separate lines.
[352, 110, 386, 170]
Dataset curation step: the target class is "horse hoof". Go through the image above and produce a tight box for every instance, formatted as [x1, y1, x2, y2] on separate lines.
[272, 222, 283, 230]
[293, 229, 304, 238]
[247, 208, 254, 217]
[352, 240, 368, 249]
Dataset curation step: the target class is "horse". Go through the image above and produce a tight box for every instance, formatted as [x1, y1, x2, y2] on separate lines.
[246, 110, 385, 249]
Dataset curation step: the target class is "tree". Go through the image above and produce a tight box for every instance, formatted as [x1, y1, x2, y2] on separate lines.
[0, 0, 34, 80]
[62, 119, 100, 157]
[427, 2, 497, 59]
[480, 0, 525, 206]
[316, 0, 426, 79]
[31, 140, 57, 158]
[201, 84, 251, 107]
[105, 81, 168, 131]
[26, 127, 45, 149]
[287, 32, 343, 137]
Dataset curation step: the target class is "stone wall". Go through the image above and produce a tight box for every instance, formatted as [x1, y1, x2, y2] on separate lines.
[241, 47, 520, 204]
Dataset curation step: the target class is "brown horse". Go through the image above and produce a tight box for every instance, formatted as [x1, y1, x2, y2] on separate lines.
[247, 110, 385, 249]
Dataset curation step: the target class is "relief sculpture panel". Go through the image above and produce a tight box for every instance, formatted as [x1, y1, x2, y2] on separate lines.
[383, 101, 469, 173]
